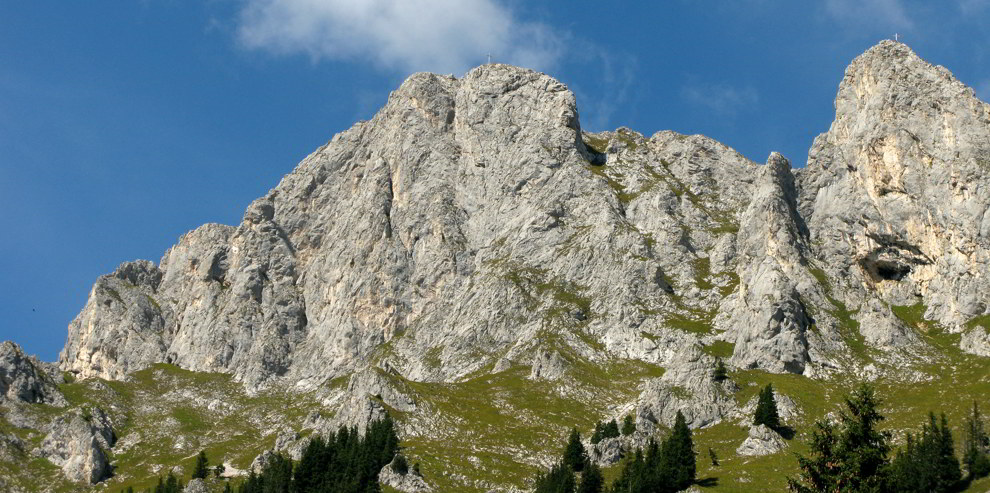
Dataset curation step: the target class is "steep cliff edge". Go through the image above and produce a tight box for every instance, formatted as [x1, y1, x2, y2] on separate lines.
[798, 40, 990, 355]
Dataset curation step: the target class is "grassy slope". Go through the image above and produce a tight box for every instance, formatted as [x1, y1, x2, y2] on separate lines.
[7, 319, 990, 491]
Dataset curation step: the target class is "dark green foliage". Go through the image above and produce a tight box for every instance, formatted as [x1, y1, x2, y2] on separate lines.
[713, 358, 728, 382]
[661, 411, 696, 490]
[391, 453, 409, 476]
[191, 450, 209, 480]
[534, 462, 576, 493]
[753, 383, 780, 430]
[788, 384, 891, 493]
[622, 415, 636, 436]
[238, 415, 400, 493]
[609, 411, 695, 493]
[120, 487, 135, 493]
[889, 412, 961, 493]
[708, 447, 718, 467]
[412, 462, 421, 477]
[238, 453, 292, 493]
[215, 463, 226, 478]
[577, 461, 604, 493]
[152, 473, 183, 493]
[604, 420, 620, 439]
[564, 428, 587, 472]
[591, 422, 604, 445]
[590, 419, 621, 445]
[964, 401, 990, 479]
[223, 482, 232, 493]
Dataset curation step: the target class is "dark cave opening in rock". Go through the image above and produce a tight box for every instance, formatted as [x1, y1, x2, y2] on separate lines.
[859, 256, 912, 282]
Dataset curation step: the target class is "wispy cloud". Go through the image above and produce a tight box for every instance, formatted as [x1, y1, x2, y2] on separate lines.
[681, 82, 758, 116]
[236, 0, 563, 74]
[823, 0, 914, 32]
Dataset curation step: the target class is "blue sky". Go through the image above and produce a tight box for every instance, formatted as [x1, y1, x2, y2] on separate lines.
[3, 0, 990, 361]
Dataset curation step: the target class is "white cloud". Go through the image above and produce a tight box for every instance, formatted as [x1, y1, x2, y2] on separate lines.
[823, 0, 914, 32]
[681, 83, 758, 116]
[236, 0, 563, 74]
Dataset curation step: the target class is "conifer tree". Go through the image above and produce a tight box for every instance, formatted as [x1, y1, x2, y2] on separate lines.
[660, 410, 696, 491]
[713, 358, 728, 382]
[708, 447, 718, 467]
[577, 461, 604, 493]
[753, 383, 780, 430]
[391, 453, 409, 476]
[191, 450, 209, 480]
[788, 384, 891, 493]
[622, 415, 636, 436]
[590, 421, 604, 445]
[604, 419, 620, 439]
[964, 401, 990, 479]
[889, 412, 961, 493]
[563, 428, 587, 472]
[534, 462, 576, 493]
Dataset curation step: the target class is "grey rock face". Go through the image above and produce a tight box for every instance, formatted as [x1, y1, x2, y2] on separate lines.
[633, 346, 737, 429]
[38, 407, 116, 484]
[52, 42, 990, 442]
[379, 464, 433, 492]
[184, 478, 209, 493]
[798, 41, 990, 342]
[736, 424, 786, 456]
[723, 153, 816, 374]
[0, 341, 66, 406]
[58, 62, 761, 392]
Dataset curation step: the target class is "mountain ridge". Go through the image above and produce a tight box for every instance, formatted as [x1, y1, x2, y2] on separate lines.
[5, 40, 990, 491]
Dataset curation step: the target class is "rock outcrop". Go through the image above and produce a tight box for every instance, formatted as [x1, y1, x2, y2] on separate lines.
[1, 341, 66, 406]
[38, 407, 116, 484]
[379, 464, 432, 492]
[736, 424, 787, 456]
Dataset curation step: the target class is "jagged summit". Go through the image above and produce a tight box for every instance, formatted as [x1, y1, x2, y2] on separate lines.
[7, 38, 990, 493]
[50, 39, 990, 430]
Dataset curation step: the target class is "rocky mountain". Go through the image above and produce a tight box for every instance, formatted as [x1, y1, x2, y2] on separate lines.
[5, 40, 990, 492]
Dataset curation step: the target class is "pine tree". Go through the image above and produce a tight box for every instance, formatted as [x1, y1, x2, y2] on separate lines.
[661, 410, 696, 491]
[622, 415, 636, 436]
[753, 383, 780, 430]
[191, 450, 209, 480]
[590, 421, 604, 445]
[889, 412, 961, 493]
[577, 461, 604, 493]
[708, 447, 718, 466]
[713, 358, 728, 382]
[788, 384, 891, 492]
[214, 463, 225, 478]
[964, 401, 990, 479]
[604, 419, 620, 439]
[391, 453, 409, 476]
[534, 462, 576, 493]
[564, 428, 587, 472]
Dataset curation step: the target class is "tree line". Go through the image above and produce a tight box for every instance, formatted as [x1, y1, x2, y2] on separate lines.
[789, 384, 990, 492]
[533, 410, 695, 493]
[119, 415, 411, 493]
